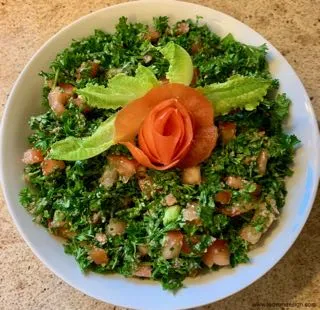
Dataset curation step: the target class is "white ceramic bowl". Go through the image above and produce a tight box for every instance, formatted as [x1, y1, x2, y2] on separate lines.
[1, 1, 320, 309]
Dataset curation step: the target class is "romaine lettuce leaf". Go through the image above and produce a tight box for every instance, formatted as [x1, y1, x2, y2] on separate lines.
[159, 42, 193, 85]
[49, 114, 116, 160]
[50, 75, 272, 161]
[198, 75, 272, 115]
[76, 64, 158, 109]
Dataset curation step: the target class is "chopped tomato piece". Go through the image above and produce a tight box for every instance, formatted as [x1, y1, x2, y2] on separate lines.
[57, 227, 76, 240]
[218, 201, 256, 217]
[48, 87, 67, 116]
[73, 96, 90, 113]
[243, 156, 256, 165]
[181, 238, 191, 254]
[137, 244, 149, 257]
[59, 83, 75, 96]
[99, 165, 118, 188]
[182, 202, 200, 222]
[182, 166, 201, 185]
[41, 159, 65, 176]
[48, 84, 74, 116]
[95, 233, 107, 244]
[202, 239, 230, 267]
[240, 203, 275, 244]
[219, 206, 242, 217]
[175, 22, 190, 35]
[22, 149, 44, 164]
[49, 221, 76, 240]
[88, 248, 108, 265]
[108, 155, 138, 182]
[163, 193, 177, 206]
[214, 191, 232, 205]
[239, 226, 261, 245]
[90, 212, 101, 224]
[134, 264, 152, 278]
[219, 122, 236, 145]
[107, 219, 126, 236]
[225, 176, 244, 189]
[76, 61, 100, 80]
[162, 230, 183, 260]
[138, 177, 153, 199]
[91, 62, 100, 77]
[145, 29, 160, 42]
[251, 184, 262, 197]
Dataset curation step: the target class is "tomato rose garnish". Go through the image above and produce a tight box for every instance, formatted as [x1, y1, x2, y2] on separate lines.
[115, 83, 218, 170]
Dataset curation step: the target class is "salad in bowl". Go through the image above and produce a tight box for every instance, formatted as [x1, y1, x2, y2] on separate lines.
[20, 16, 299, 291]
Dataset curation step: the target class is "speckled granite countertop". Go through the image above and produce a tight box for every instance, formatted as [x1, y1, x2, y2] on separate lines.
[0, 0, 319, 309]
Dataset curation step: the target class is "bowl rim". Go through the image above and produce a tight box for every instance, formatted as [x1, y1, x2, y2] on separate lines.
[1, 0, 320, 309]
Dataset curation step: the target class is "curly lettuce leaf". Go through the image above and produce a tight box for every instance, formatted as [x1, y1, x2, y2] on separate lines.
[159, 42, 193, 85]
[49, 114, 116, 160]
[198, 75, 272, 115]
[76, 64, 158, 109]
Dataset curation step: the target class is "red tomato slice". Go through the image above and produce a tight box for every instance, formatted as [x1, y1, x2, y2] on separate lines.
[138, 131, 161, 164]
[140, 98, 193, 165]
[122, 142, 180, 170]
[152, 106, 182, 164]
[179, 125, 218, 168]
[139, 107, 162, 162]
[115, 83, 211, 141]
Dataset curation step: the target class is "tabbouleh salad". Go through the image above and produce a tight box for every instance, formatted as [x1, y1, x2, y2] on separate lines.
[20, 16, 299, 291]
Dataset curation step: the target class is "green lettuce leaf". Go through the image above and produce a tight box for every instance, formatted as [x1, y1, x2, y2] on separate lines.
[198, 75, 272, 115]
[159, 42, 193, 85]
[76, 64, 158, 109]
[50, 74, 272, 161]
[49, 114, 116, 160]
